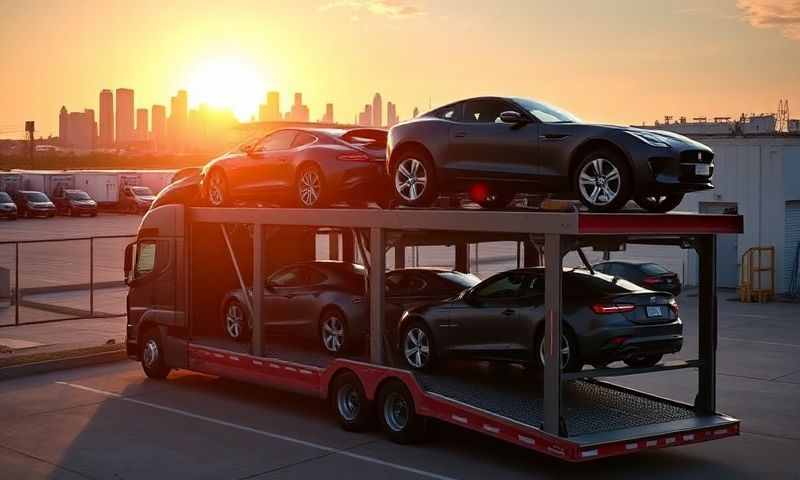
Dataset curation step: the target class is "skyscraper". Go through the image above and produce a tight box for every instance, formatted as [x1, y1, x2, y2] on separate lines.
[168, 90, 188, 152]
[321, 103, 334, 123]
[287, 92, 309, 122]
[98, 89, 114, 147]
[67, 111, 94, 150]
[372, 93, 382, 127]
[358, 104, 373, 126]
[151, 105, 166, 151]
[59, 106, 69, 146]
[387, 101, 399, 127]
[115, 88, 135, 145]
[259, 91, 281, 122]
[136, 108, 149, 141]
[85, 109, 97, 148]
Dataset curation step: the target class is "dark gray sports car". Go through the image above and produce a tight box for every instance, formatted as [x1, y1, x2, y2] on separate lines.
[387, 96, 714, 212]
[397, 267, 682, 372]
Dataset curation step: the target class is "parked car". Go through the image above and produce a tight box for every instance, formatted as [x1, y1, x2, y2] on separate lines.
[0, 191, 18, 220]
[201, 128, 390, 208]
[387, 96, 714, 211]
[593, 261, 682, 295]
[219, 262, 480, 355]
[52, 189, 98, 217]
[120, 185, 156, 214]
[13, 190, 56, 218]
[397, 267, 682, 372]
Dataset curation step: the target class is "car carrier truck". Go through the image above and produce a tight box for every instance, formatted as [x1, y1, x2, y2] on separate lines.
[124, 203, 741, 462]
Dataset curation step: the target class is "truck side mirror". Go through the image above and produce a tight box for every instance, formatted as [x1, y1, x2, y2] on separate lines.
[124, 242, 134, 285]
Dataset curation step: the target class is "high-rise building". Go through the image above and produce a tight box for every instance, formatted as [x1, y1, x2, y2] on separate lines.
[372, 93, 382, 127]
[387, 101, 399, 127]
[358, 104, 373, 126]
[98, 89, 114, 147]
[259, 91, 281, 122]
[287, 92, 310, 122]
[168, 90, 188, 152]
[115, 88, 135, 145]
[59, 106, 69, 146]
[136, 108, 149, 142]
[66, 110, 94, 150]
[85, 109, 97, 148]
[321, 103, 334, 123]
[151, 105, 166, 151]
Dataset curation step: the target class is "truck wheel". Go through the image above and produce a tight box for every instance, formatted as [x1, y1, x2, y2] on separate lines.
[624, 353, 662, 368]
[331, 371, 373, 432]
[141, 328, 171, 379]
[392, 148, 436, 207]
[224, 300, 251, 342]
[401, 321, 435, 371]
[377, 380, 427, 444]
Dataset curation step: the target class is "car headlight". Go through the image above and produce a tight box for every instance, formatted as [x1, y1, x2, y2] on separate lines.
[626, 131, 671, 148]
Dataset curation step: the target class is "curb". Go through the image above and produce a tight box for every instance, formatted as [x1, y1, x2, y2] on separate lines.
[0, 345, 127, 380]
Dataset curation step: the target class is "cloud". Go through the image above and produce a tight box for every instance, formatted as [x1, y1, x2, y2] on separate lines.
[737, 0, 800, 40]
[320, 0, 425, 19]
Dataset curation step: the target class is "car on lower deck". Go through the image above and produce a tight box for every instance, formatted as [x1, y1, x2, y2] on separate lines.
[397, 267, 682, 372]
[219, 262, 480, 355]
[13, 190, 56, 218]
[593, 260, 682, 296]
[387, 96, 713, 212]
[202, 128, 391, 208]
[0, 191, 18, 220]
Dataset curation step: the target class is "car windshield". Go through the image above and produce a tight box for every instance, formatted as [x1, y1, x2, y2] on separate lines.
[67, 191, 91, 200]
[437, 271, 481, 288]
[0, 192, 11, 202]
[24, 192, 49, 202]
[132, 187, 154, 196]
[512, 98, 581, 123]
[566, 269, 642, 293]
[640, 263, 670, 275]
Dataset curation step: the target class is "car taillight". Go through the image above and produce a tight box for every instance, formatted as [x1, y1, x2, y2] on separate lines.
[643, 276, 661, 284]
[592, 304, 636, 314]
[669, 300, 679, 315]
[338, 152, 370, 162]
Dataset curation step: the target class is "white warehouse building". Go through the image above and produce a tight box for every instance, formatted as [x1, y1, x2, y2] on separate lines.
[679, 136, 800, 293]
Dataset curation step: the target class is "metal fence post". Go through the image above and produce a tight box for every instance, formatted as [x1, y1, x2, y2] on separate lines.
[89, 237, 95, 317]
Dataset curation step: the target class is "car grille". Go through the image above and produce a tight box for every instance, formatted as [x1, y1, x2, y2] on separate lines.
[680, 150, 714, 164]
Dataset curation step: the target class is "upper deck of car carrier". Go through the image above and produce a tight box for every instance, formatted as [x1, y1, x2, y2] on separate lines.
[129, 204, 743, 462]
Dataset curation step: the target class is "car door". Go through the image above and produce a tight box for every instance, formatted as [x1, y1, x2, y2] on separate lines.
[445, 272, 530, 357]
[242, 130, 297, 197]
[386, 271, 433, 337]
[263, 265, 305, 333]
[447, 99, 541, 185]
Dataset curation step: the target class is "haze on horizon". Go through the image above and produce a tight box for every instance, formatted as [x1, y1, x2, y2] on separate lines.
[1, 0, 798, 138]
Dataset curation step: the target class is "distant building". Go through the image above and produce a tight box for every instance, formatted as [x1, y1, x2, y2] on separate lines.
[151, 105, 166, 151]
[372, 93, 382, 127]
[790, 119, 800, 133]
[168, 90, 188, 152]
[321, 103, 334, 123]
[59, 106, 69, 146]
[67, 110, 94, 149]
[387, 101, 399, 127]
[286, 93, 309, 122]
[259, 91, 281, 122]
[642, 113, 783, 136]
[84, 109, 97, 146]
[98, 89, 114, 147]
[115, 88, 135, 145]
[136, 108, 149, 142]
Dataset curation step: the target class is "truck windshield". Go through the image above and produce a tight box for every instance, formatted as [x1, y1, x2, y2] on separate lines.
[24, 192, 49, 202]
[0, 192, 11, 202]
[67, 191, 91, 200]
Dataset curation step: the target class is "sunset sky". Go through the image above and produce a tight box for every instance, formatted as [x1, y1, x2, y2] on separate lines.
[1, 0, 798, 139]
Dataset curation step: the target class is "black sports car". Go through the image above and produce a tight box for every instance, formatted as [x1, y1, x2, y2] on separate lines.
[593, 260, 682, 296]
[387, 96, 714, 212]
[397, 267, 682, 372]
[219, 261, 480, 355]
[202, 128, 390, 208]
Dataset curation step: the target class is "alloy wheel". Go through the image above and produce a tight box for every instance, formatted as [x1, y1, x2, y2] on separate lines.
[538, 334, 570, 368]
[143, 338, 159, 369]
[208, 171, 226, 206]
[383, 391, 410, 432]
[225, 303, 244, 339]
[403, 327, 430, 369]
[336, 384, 361, 421]
[578, 158, 621, 206]
[322, 314, 344, 353]
[299, 170, 322, 207]
[395, 158, 428, 201]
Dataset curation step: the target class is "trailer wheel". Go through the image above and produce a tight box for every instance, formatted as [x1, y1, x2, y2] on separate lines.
[331, 371, 373, 432]
[377, 381, 427, 444]
[141, 328, 171, 380]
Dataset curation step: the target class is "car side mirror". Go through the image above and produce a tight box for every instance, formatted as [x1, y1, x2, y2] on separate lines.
[123, 242, 134, 285]
[500, 110, 525, 124]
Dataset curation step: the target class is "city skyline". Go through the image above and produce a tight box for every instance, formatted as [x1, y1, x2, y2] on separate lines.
[1, 1, 798, 140]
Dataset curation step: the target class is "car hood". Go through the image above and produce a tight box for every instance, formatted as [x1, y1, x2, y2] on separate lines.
[151, 174, 202, 209]
[0, 202, 16, 209]
[71, 200, 97, 206]
[30, 202, 55, 208]
[568, 122, 709, 150]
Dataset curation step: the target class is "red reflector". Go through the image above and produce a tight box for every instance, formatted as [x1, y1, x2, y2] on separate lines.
[643, 276, 660, 284]
[469, 183, 489, 203]
[338, 152, 370, 161]
[592, 304, 636, 314]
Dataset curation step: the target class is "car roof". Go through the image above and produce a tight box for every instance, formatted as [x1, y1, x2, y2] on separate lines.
[596, 260, 661, 266]
[423, 96, 519, 115]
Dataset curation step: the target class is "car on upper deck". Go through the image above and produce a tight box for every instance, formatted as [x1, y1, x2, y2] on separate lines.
[387, 96, 714, 212]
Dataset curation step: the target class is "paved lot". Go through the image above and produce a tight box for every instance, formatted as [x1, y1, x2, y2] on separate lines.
[0, 294, 798, 479]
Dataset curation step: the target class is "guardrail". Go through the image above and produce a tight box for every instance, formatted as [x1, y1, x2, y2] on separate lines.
[0, 235, 135, 327]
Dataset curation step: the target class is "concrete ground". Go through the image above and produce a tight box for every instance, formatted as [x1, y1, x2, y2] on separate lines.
[0, 293, 797, 479]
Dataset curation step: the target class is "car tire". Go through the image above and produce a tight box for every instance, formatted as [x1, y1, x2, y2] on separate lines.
[141, 328, 171, 379]
[320, 308, 350, 355]
[477, 192, 514, 209]
[634, 193, 685, 213]
[296, 164, 328, 208]
[392, 148, 437, 207]
[377, 380, 428, 444]
[533, 326, 582, 373]
[206, 169, 230, 207]
[331, 371, 373, 432]
[574, 149, 632, 212]
[400, 321, 435, 372]
[223, 300, 251, 342]
[624, 353, 663, 368]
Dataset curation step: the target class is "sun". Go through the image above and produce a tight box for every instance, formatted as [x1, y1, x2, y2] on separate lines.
[186, 57, 266, 122]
